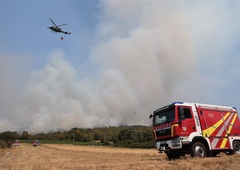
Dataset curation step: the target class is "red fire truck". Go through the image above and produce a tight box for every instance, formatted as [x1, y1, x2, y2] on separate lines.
[149, 102, 240, 159]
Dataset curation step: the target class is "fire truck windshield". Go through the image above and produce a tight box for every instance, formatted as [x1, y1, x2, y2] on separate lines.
[154, 108, 175, 125]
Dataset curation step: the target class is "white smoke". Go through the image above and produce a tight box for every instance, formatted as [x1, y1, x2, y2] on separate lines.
[1, 0, 240, 133]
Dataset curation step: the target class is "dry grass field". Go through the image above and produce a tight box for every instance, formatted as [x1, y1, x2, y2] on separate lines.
[1, 143, 240, 170]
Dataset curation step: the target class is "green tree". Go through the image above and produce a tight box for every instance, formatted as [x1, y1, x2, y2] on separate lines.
[83, 133, 93, 142]
[0, 131, 20, 141]
[93, 130, 102, 140]
[21, 131, 29, 139]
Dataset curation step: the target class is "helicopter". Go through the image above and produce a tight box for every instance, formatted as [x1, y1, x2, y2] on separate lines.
[48, 19, 71, 35]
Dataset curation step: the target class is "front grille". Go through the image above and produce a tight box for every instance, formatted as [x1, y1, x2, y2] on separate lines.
[156, 128, 171, 137]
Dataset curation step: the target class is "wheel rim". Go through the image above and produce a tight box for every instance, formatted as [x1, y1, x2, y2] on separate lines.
[195, 146, 204, 157]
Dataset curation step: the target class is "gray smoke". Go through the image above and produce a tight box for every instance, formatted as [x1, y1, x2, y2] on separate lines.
[1, 1, 240, 133]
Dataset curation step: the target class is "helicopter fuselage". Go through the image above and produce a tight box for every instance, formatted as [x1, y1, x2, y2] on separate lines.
[49, 26, 62, 32]
[48, 19, 71, 35]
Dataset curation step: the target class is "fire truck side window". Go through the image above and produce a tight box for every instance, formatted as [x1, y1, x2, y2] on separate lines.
[179, 107, 192, 120]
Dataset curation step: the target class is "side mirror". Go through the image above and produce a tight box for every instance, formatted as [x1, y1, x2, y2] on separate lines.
[149, 114, 153, 119]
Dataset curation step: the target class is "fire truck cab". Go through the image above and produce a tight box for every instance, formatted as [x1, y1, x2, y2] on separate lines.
[149, 102, 240, 159]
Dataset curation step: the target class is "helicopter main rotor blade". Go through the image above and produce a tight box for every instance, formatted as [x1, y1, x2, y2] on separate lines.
[57, 23, 68, 27]
[50, 19, 57, 27]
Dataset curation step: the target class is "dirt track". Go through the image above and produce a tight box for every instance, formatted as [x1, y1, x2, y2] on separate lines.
[1, 143, 240, 170]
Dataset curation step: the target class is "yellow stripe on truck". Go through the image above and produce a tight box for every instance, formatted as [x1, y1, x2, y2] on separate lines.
[171, 124, 179, 137]
[220, 113, 238, 148]
[202, 112, 230, 137]
[153, 130, 157, 140]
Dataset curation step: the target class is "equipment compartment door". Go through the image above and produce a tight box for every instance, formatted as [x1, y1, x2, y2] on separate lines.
[201, 109, 233, 150]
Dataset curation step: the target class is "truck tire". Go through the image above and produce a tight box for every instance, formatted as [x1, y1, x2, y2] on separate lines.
[232, 141, 240, 154]
[166, 153, 180, 160]
[191, 142, 207, 157]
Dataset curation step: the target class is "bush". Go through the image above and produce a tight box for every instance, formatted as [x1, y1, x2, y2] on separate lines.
[7, 141, 12, 148]
[1, 140, 7, 149]
[0, 140, 13, 149]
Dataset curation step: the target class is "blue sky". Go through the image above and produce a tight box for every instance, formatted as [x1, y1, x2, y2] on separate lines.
[1, 0, 240, 133]
[0, 0, 99, 68]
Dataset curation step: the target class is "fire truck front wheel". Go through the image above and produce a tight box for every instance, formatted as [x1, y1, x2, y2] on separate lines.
[166, 152, 180, 160]
[191, 142, 207, 157]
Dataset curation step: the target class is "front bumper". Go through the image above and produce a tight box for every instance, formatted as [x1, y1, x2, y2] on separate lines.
[155, 137, 182, 152]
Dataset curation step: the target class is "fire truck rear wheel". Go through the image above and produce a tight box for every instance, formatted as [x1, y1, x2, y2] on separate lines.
[191, 142, 207, 157]
[233, 141, 240, 154]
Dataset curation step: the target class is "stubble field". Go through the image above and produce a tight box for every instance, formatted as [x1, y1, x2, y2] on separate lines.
[1, 143, 240, 170]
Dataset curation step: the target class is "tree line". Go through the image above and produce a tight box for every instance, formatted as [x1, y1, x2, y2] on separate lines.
[0, 125, 154, 149]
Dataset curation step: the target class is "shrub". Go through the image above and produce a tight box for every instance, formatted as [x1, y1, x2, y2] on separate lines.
[7, 141, 12, 148]
[1, 140, 7, 149]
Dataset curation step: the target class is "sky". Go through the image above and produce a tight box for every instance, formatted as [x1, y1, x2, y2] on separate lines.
[1, 0, 240, 133]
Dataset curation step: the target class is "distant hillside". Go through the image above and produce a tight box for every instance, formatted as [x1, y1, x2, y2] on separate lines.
[0, 125, 155, 149]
